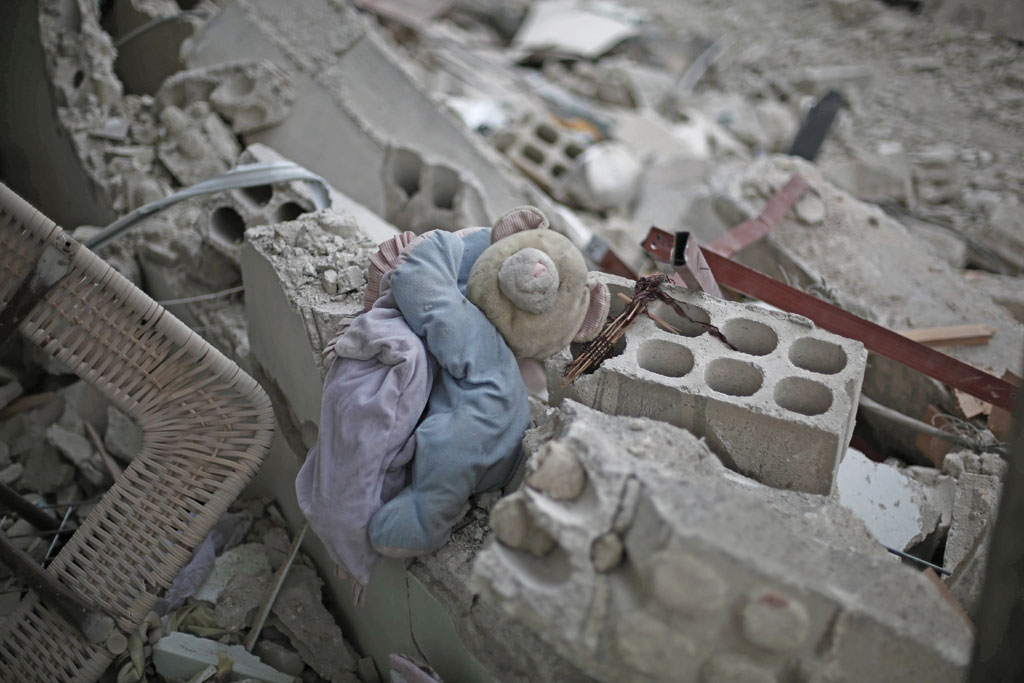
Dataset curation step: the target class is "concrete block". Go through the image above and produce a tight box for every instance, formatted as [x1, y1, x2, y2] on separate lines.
[494, 111, 590, 196]
[157, 102, 241, 186]
[182, 0, 534, 225]
[157, 59, 297, 135]
[105, 405, 143, 463]
[0, 367, 24, 412]
[546, 272, 867, 495]
[470, 401, 972, 682]
[712, 156, 1024, 456]
[152, 631, 295, 683]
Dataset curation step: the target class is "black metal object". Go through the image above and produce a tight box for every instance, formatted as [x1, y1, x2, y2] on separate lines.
[788, 90, 844, 161]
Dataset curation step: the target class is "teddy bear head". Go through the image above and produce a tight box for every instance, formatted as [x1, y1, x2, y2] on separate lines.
[466, 206, 610, 359]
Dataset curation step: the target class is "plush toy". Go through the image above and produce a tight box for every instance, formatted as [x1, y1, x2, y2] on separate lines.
[297, 206, 609, 590]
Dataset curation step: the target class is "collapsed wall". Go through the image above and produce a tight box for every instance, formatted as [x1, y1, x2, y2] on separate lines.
[472, 400, 973, 681]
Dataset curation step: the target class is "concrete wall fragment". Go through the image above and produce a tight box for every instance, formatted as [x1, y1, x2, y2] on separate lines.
[471, 400, 973, 682]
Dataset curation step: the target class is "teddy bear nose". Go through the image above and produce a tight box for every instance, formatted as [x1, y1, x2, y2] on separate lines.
[532, 262, 548, 278]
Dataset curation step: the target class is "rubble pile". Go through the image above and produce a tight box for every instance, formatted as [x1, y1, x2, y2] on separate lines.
[0, 0, 1022, 681]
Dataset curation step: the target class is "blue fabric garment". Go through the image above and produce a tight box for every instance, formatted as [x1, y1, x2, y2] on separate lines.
[295, 274, 436, 586]
[369, 230, 530, 555]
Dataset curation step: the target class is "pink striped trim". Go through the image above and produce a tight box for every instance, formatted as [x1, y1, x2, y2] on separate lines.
[491, 206, 548, 243]
[454, 226, 488, 238]
[574, 281, 610, 342]
[364, 231, 417, 311]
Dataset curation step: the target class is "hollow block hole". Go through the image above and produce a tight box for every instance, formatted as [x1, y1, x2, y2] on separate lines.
[648, 300, 710, 338]
[705, 358, 763, 397]
[536, 125, 559, 144]
[393, 149, 422, 197]
[523, 144, 546, 165]
[637, 340, 694, 378]
[789, 337, 848, 375]
[721, 318, 778, 356]
[239, 184, 273, 207]
[274, 202, 305, 223]
[774, 376, 833, 416]
[432, 166, 459, 210]
[209, 206, 246, 245]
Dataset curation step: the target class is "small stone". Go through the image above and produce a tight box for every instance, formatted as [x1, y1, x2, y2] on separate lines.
[194, 543, 271, 604]
[255, 640, 306, 677]
[215, 563, 272, 632]
[18, 444, 75, 494]
[795, 191, 826, 225]
[338, 265, 366, 293]
[46, 424, 92, 465]
[629, 419, 645, 431]
[648, 552, 727, 616]
[527, 442, 587, 500]
[740, 588, 811, 653]
[490, 495, 556, 557]
[105, 406, 143, 462]
[590, 533, 623, 572]
[0, 463, 23, 486]
[322, 269, 339, 295]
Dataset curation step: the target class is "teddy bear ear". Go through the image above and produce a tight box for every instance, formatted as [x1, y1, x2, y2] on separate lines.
[491, 206, 549, 244]
[573, 279, 611, 343]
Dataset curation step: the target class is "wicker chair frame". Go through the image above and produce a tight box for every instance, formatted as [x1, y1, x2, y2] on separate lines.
[0, 182, 275, 682]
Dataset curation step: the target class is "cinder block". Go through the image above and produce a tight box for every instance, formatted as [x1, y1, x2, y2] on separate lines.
[546, 273, 867, 495]
[494, 112, 590, 195]
[471, 401, 972, 682]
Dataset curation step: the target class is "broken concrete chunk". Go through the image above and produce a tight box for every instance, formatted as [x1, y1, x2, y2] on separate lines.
[45, 423, 106, 487]
[254, 640, 305, 678]
[105, 406, 143, 462]
[472, 401, 972, 681]
[215, 561, 272, 632]
[835, 448, 947, 552]
[262, 526, 291, 571]
[944, 472, 1001, 572]
[157, 59, 297, 135]
[0, 367, 24, 412]
[0, 463, 24, 486]
[194, 543, 272, 604]
[17, 443, 75, 495]
[270, 564, 357, 680]
[152, 631, 294, 683]
[157, 103, 241, 186]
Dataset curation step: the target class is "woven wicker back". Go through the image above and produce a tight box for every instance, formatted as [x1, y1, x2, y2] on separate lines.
[0, 183, 275, 683]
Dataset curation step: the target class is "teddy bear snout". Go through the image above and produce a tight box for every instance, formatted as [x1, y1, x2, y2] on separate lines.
[498, 247, 559, 314]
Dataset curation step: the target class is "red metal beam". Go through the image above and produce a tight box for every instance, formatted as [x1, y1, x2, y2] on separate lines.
[706, 173, 808, 258]
[641, 227, 1018, 411]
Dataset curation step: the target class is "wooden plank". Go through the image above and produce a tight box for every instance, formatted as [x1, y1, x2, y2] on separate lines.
[897, 324, 996, 348]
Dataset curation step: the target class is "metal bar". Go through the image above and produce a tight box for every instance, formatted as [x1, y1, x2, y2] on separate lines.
[706, 173, 809, 258]
[584, 235, 638, 280]
[640, 227, 1018, 411]
[0, 481, 60, 532]
[884, 545, 951, 576]
[788, 90, 844, 161]
[244, 521, 308, 651]
[0, 529, 113, 643]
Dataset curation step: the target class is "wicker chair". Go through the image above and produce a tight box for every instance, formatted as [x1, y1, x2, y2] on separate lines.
[0, 182, 275, 682]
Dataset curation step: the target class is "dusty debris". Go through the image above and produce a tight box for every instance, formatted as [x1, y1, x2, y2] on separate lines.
[512, 0, 643, 59]
[156, 59, 297, 135]
[152, 631, 294, 683]
[269, 564, 359, 681]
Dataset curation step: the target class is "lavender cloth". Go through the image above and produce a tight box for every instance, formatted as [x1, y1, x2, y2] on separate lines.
[295, 275, 436, 586]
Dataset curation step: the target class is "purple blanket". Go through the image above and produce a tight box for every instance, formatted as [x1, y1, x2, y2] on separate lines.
[295, 274, 436, 588]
